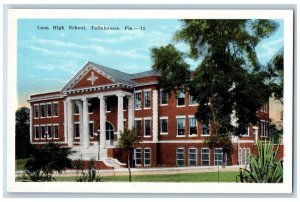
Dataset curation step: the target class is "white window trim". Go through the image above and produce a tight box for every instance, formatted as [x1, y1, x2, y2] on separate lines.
[53, 124, 59, 139]
[160, 117, 168, 135]
[40, 103, 46, 118]
[260, 120, 269, 137]
[40, 124, 46, 139]
[134, 148, 142, 167]
[188, 147, 197, 166]
[144, 147, 151, 166]
[201, 123, 210, 136]
[134, 91, 142, 110]
[201, 148, 210, 166]
[34, 125, 40, 140]
[46, 102, 52, 118]
[188, 116, 198, 136]
[143, 90, 151, 110]
[240, 127, 250, 137]
[34, 104, 39, 119]
[176, 116, 186, 137]
[176, 92, 186, 107]
[176, 147, 185, 166]
[53, 102, 59, 117]
[46, 124, 52, 138]
[74, 122, 80, 139]
[214, 148, 223, 166]
[89, 121, 94, 138]
[159, 89, 168, 106]
[144, 117, 152, 137]
[188, 95, 199, 106]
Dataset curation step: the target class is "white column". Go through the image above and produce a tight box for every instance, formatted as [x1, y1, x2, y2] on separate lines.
[77, 101, 83, 145]
[99, 95, 106, 149]
[63, 101, 68, 143]
[152, 89, 159, 142]
[117, 93, 124, 139]
[67, 99, 74, 147]
[29, 105, 33, 143]
[127, 95, 134, 129]
[82, 97, 89, 148]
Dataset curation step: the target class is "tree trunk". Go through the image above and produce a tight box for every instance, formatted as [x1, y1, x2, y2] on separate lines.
[127, 151, 132, 182]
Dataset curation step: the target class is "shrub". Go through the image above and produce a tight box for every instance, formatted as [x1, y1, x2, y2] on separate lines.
[74, 158, 102, 182]
[22, 143, 74, 182]
[236, 140, 283, 183]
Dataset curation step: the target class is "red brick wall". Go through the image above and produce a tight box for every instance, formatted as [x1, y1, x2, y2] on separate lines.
[31, 98, 65, 143]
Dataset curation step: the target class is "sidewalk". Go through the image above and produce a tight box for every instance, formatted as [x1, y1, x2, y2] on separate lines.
[16, 165, 242, 177]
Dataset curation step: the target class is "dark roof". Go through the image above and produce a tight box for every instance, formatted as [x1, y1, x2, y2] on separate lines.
[89, 61, 160, 85]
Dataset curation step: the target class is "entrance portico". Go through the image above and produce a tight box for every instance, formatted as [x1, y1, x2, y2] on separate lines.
[65, 90, 134, 157]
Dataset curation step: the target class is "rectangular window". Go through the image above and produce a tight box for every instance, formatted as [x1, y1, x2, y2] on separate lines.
[54, 125, 59, 139]
[74, 103, 79, 115]
[47, 103, 52, 117]
[88, 101, 93, 113]
[53, 103, 58, 117]
[89, 122, 94, 137]
[144, 119, 151, 137]
[47, 125, 52, 138]
[176, 148, 185, 166]
[134, 92, 142, 109]
[74, 123, 80, 138]
[34, 105, 39, 118]
[144, 148, 151, 166]
[241, 127, 249, 136]
[40, 104, 46, 118]
[202, 122, 210, 136]
[134, 148, 142, 166]
[189, 117, 197, 135]
[106, 99, 111, 112]
[135, 120, 142, 132]
[160, 90, 168, 105]
[201, 148, 210, 166]
[34, 125, 40, 139]
[261, 121, 269, 137]
[188, 148, 197, 166]
[40, 125, 46, 139]
[144, 91, 151, 108]
[189, 95, 197, 105]
[160, 118, 168, 134]
[177, 117, 185, 136]
[214, 148, 223, 166]
[177, 92, 185, 106]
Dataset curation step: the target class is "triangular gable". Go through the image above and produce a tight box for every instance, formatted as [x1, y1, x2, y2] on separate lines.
[61, 62, 119, 92]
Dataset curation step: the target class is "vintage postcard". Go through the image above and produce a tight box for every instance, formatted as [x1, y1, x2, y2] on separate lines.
[6, 9, 293, 193]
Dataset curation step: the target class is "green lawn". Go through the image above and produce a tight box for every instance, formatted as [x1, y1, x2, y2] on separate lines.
[15, 158, 31, 170]
[17, 171, 239, 182]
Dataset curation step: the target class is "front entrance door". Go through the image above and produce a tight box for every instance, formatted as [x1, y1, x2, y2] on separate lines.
[106, 122, 114, 145]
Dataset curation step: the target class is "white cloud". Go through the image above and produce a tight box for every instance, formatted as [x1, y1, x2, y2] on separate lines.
[257, 38, 284, 59]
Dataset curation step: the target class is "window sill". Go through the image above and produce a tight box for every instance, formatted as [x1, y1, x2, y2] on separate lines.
[160, 133, 168, 135]
[188, 134, 198, 137]
[188, 104, 199, 106]
[143, 107, 151, 110]
[53, 115, 58, 118]
[176, 105, 185, 108]
[201, 134, 210, 136]
[176, 135, 186, 137]
[160, 104, 168, 106]
[134, 108, 142, 111]
[144, 136, 152, 138]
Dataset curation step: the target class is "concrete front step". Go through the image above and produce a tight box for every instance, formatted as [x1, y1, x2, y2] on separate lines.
[69, 145, 108, 161]
[102, 158, 126, 168]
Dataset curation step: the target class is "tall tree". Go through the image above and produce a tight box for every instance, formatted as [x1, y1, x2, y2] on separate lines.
[15, 107, 32, 158]
[116, 128, 142, 182]
[151, 20, 279, 159]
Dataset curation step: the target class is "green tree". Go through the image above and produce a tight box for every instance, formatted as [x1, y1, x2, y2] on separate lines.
[15, 107, 32, 159]
[116, 128, 142, 182]
[23, 143, 74, 181]
[267, 49, 283, 103]
[151, 20, 279, 159]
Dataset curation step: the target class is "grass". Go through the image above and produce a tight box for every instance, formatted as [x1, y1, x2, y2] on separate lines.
[16, 171, 239, 182]
[15, 158, 31, 170]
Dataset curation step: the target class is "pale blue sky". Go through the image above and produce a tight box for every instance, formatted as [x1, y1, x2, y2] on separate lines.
[17, 19, 283, 107]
